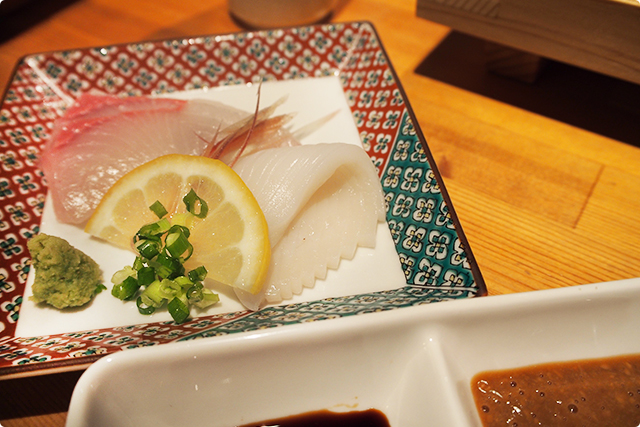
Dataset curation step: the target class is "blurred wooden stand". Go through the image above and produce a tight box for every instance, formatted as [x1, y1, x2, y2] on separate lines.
[417, 0, 640, 85]
[483, 41, 546, 84]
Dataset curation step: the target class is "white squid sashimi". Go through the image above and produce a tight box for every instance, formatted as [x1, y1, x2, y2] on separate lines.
[232, 143, 386, 309]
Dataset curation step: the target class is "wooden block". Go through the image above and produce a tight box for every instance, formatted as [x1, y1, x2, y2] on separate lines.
[417, 0, 640, 85]
[483, 41, 546, 83]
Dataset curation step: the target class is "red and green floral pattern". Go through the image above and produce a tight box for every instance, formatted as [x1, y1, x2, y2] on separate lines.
[0, 22, 485, 378]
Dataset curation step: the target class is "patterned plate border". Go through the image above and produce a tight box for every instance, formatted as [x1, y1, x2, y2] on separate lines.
[0, 21, 485, 378]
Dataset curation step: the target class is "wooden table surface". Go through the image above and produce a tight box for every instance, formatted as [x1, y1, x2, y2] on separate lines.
[1, 0, 639, 425]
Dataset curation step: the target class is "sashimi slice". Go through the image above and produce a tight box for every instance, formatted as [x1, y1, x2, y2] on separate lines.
[201, 96, 298, 166]
[53, 93, 187, 128]
[40, 94, 291, 224]
[232, 143, 385, 309]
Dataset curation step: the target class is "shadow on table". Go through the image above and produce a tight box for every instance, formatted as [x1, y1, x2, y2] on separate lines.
[0, 370, 83, 420]
[0, 0, 81, 44]
[415, 31, 640, 148]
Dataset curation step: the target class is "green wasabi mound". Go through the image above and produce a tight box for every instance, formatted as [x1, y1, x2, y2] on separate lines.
[27, 233, 104, 309]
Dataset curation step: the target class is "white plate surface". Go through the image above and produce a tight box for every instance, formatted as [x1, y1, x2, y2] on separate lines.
[15, 76, 406, 337]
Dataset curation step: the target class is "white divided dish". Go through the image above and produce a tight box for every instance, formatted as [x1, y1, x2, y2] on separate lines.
[65, 277, 640, 427]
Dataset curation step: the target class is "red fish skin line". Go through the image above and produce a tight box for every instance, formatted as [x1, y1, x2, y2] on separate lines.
[58, 93, 186, 124]
[48, 95, 188, 150]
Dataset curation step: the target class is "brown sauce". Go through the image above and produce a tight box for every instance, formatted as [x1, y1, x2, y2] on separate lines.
[237, 408, 390, 427]
[471, 353, 640, 427]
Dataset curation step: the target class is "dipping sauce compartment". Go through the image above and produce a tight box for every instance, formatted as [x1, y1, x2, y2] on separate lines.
[471, 354, 640, 426]
[67, 278, 640, 427]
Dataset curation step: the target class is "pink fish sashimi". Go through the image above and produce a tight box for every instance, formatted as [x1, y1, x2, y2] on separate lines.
[53, 93, 187, 127]
[232, 143, 386, 310]
[40, 93, 293, 225]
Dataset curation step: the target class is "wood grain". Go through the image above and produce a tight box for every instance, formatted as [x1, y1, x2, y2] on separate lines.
[416, 0, 640, 85]
[1, 0, 639, 425]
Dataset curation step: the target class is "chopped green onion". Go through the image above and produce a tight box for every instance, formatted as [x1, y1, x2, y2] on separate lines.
[194, 290, 219, 309]
[139, 292, 157, 308]
[186, 283, 204, 302]
[159, 279, 182, 298]
[136, 218, 171, 239]
[136, 296, 156, 315]
[165, 227, 193, 260]
[168, 297, 190, 324]
[152, 252, 185, 279]
[170, 213, 193, 228]
[132, 256, 145, 271]
[149, 200, 168, 218]
[110, 189, 219, 324]
[188, 266, 208, 282]
[170, 224, 190, 237]
[135, 239, 161, 259]
[174, 276, 194, 288]
[142, 280, 167, 305]
[137, 266, 155, 287]
[183, 188, 209, 218]
[111, 276, 140, 300]
[148, 259, 173, 280]
[111, 265, 136, 286]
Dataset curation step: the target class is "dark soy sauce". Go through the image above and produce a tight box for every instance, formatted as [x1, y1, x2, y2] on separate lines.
[237, 408, 390, 427]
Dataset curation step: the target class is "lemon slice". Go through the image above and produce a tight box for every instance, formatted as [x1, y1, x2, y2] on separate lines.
[85, 154, 270, 294]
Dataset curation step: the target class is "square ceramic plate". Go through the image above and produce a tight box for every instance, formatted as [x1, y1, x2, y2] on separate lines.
[0, 21, 485, 378]
[65, 278, 640, 427]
